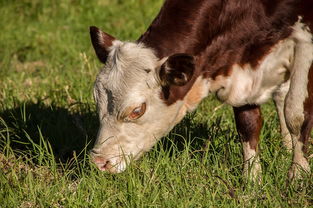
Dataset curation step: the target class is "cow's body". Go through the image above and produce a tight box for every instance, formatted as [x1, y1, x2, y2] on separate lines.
[89, 0, 313, 180]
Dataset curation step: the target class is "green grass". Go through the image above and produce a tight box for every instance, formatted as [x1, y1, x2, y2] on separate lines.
[0, 0, 312, 207]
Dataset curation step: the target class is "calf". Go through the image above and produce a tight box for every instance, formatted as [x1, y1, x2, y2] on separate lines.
[89, 0, 313, 180]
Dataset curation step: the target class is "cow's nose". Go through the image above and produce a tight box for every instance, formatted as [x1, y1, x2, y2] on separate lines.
[92, 156, 110, 171]
[90, 149, 110, 171]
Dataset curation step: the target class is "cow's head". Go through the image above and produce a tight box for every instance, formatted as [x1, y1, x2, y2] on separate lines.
[89, 26, 205, 173]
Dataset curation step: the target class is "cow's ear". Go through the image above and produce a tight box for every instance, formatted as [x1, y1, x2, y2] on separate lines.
[90, 26, 116, 63]
[159, 54, 195, 86]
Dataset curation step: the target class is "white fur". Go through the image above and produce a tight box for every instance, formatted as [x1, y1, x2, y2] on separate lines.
[273, 81, 292, 150]
[242, 141, 261, 183]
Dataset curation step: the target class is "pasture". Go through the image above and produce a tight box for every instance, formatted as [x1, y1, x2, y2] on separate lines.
[0, 0, 312, 207]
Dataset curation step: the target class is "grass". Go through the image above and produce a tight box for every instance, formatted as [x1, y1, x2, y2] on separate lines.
[0, 0, 312, 207]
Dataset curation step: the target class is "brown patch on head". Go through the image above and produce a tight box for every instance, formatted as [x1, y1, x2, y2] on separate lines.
[161, 85, 186, 105]
[159, 54, 201, 105]
[168, 76, 207, 125]
[160, 82, 198, 105]
[160, 54, 195, 86]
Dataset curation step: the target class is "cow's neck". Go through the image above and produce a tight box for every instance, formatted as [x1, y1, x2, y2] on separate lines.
[138, 0, 219, 59]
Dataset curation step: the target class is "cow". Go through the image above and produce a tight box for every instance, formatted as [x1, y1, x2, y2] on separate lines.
[89, 0, 313, 181]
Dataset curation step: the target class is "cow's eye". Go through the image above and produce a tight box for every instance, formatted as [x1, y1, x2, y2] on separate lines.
[128, 103, 146, 120]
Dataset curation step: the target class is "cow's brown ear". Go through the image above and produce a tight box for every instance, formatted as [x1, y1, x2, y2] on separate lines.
[159, 54, 195, 86]
[90, 26, 116, 63]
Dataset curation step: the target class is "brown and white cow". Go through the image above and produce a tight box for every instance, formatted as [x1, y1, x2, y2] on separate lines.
[89, 0, 313, 180]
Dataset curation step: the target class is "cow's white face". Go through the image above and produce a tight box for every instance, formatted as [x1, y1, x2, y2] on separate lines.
[89, 27, 198, 173]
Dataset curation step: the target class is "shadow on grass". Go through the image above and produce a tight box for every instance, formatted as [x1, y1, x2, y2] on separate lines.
[157, 112, 238, 157]
[159, 115, 210, 153]
[0, 101, 98, 163]
[0, 100, 236, 167]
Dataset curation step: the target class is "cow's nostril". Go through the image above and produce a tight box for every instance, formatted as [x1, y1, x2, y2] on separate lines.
[99, 160, 109, 171]
[92, 156, 110, 171]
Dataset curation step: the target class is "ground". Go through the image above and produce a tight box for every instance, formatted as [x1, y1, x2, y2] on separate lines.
[0, 0, 312, 207]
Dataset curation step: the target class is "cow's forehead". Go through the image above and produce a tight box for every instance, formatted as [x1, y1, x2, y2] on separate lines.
[94, 41, 160, 112]
[98, 41, 158, 86]
[107, 41, 158, 72]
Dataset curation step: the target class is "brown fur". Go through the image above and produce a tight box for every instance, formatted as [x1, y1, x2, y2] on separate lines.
[138, 0, 307, 104]
[159, 54, 202, 105]
[233, 105, 263, 150]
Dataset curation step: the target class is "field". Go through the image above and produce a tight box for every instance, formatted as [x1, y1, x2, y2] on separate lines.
[0, 0, 312, 207]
